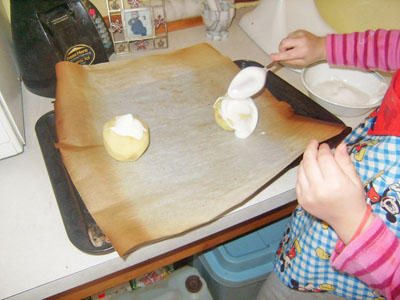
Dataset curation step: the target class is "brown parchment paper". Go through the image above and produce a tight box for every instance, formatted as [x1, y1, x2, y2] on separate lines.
[54, 43, 345, 256]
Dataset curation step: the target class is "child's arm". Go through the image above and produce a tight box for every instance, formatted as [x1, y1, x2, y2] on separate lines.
[331, 216, 400, 300]
[270, 29, 400, 71]
[297, 140, 400, 299]
[327, 29, 400, 72]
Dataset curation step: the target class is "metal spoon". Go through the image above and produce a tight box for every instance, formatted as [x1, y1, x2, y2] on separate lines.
[227, 61, 278, 99]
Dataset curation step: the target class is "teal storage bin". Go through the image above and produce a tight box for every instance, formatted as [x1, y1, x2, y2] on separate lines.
[194, 217, 290, 300]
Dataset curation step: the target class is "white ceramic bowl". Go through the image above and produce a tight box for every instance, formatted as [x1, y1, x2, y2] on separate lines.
[301, 61, 388, 117]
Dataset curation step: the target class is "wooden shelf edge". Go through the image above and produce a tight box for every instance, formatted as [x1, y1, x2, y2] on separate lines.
[167, 16, 204, 31]
[46, 201, 296, 300]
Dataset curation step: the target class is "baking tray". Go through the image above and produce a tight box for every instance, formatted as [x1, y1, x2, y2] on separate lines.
[35, 60, 351, 255]
[36, 111, 114, 255]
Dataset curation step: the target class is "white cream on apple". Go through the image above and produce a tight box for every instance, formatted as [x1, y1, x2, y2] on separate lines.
[109, 113, 147, 139]
[215, 96, 259, 139]
[214, 66, 266, 138]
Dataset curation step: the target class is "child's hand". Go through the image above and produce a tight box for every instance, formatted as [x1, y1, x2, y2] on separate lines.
[269, 30, 326, 67]
[296, 140, 372, 244]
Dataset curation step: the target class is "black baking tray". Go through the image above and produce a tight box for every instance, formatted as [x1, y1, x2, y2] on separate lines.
[35, 60, 351, 255]
[36, 111, 114, 255]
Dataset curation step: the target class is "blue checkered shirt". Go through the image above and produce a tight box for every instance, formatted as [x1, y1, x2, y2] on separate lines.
[274, 113, 400, 299]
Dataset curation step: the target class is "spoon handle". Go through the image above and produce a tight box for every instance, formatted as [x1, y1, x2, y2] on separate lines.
[266, 61, 278, 70]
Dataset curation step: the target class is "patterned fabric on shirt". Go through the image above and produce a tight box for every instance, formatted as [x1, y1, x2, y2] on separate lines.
[274, 110, 400, 299]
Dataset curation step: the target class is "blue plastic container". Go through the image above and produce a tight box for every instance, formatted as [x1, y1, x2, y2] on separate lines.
[194, 217, 290, 300]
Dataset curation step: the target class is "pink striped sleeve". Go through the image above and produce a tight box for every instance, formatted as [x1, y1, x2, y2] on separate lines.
[326, 30, 400, 71]
[331, 216, 400, 300]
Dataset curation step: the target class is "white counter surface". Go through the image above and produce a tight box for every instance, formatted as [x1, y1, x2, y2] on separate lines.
[0, 7, 366, 300]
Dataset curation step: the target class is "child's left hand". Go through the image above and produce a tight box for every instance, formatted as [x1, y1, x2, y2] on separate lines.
[296, 140, 371, 244]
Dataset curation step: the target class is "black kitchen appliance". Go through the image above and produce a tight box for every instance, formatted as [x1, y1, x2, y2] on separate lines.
[11, 0, 114, 98]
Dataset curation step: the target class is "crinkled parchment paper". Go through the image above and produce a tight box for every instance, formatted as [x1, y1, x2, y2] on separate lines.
[54, 43, 346, 256]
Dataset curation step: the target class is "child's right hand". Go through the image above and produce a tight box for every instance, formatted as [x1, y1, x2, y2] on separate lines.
[269, 30, 327, 67]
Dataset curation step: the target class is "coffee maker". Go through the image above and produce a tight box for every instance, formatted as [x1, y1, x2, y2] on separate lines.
[11, 0, 114, 98]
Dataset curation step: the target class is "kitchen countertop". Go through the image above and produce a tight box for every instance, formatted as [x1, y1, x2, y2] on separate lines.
[0, 7, 367, 300]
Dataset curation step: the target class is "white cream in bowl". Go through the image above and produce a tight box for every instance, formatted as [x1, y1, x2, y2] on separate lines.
[301, 61, 388, 117]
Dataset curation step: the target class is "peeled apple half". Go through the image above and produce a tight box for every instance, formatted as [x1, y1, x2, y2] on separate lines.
[103, 114, 150, 162]
[214, 96, 258, 139]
